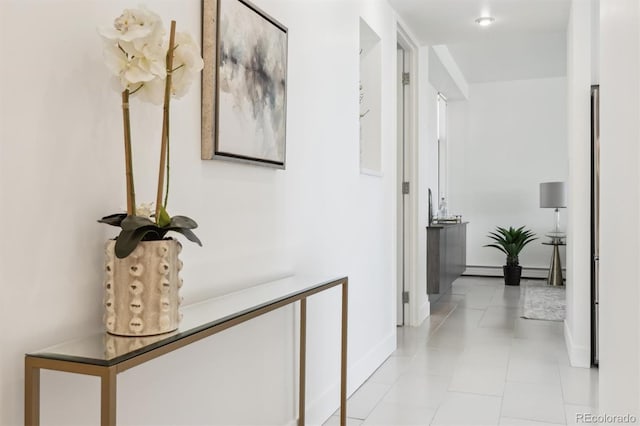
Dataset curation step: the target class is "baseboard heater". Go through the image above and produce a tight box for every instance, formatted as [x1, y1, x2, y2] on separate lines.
[463, 265, 564, 280]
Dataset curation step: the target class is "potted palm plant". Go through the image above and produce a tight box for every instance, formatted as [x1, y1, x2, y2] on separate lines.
[484, 226, 537, 286]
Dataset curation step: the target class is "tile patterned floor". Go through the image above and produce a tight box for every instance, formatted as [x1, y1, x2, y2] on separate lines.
[324, 277, 598, 426]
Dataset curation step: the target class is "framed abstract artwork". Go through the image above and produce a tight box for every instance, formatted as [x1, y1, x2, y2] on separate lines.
[202, 0, 288, 168]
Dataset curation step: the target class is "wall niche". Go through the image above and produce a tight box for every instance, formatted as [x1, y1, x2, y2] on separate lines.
[359, 18, 382, 175]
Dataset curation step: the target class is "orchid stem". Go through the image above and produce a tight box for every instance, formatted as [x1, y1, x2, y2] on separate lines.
[155, 20, 176, 223]
[171, 64, 185, 73]
[164, 125, 170, 209]
[122, 89, 136, 215]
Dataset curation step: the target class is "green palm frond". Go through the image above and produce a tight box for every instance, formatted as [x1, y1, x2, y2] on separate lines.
[483, 226, 537, 266]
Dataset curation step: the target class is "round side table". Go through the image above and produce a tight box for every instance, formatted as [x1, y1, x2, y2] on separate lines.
[542, 236, 566, 286]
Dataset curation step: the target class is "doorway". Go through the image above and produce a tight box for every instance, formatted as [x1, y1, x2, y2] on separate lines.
[396, 29, 416, 326]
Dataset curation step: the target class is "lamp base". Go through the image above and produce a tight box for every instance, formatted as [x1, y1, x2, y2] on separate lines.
[553, 208, 561, 234]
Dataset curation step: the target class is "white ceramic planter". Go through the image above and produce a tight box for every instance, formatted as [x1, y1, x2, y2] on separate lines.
[104, 239, 183, 336]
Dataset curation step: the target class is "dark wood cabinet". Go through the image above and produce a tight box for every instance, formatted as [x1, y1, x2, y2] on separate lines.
[427, 223, 467, 301]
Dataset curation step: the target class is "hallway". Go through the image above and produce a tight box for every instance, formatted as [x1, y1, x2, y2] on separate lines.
[325, 277, 598, 425]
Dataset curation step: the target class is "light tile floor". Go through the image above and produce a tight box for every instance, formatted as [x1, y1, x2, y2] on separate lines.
[324, 277, 598, 426]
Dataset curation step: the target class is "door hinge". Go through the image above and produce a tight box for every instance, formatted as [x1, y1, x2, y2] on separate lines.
[402, 72, 410, 86]
[402, 291, 410, 303]
[402, 181, 410, 195]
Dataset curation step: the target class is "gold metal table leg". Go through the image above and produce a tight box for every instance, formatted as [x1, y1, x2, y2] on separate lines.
[340, 279, 348, 426]
[100, 367, 117, 426]
[298, 298, 307, 426]
[24, 357, 40, 426]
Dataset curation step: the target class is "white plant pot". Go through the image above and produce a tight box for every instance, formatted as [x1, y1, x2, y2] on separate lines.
[104, 239, 183, 336]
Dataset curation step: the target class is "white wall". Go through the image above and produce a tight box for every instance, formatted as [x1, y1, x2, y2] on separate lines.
[447, 78, 568, 269]
[0, 0, 404, 424]
[598, 0, 640, 416]
[590, 0, 600, 85]
[360, 18, 382, 174]
[564, 0, 594, 369]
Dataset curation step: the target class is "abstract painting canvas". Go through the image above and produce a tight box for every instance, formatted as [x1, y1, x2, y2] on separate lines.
[202, 0, 288, 168]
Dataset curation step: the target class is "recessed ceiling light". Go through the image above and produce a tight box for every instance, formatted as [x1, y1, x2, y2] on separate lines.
[475, 16, 495, 26]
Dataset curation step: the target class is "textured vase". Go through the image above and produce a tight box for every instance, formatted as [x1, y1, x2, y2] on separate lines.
[104, 332, 176, 359]
[104, 239, 183, 336]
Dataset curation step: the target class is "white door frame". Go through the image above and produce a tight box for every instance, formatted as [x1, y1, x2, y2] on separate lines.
[396, 24, 420, 326]
[396, 46, 405, 326]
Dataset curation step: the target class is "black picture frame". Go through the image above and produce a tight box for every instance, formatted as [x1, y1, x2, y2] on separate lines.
[202, 0, 288, 169]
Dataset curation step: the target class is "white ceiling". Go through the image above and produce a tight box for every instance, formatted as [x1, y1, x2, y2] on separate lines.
[446, 31, 566, 83]
[389, 0, 571, 84]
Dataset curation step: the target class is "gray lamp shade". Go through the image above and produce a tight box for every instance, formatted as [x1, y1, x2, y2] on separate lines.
[540, 182, 566, 208]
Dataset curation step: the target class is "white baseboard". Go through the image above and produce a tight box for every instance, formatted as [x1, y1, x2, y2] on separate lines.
[564, 320, 591, 368]
[463, 265, 560, 280]
[416, 299, 430, 326]
[303, 330, 396, 426]
[348, 331, 396, 392]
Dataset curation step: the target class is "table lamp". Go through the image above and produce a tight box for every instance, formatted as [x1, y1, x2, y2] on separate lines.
[540, 181, 566, 234]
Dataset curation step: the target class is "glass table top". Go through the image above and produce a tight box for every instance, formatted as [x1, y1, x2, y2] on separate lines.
[545, 232, 567, 238]
[28, 275, 345, 366]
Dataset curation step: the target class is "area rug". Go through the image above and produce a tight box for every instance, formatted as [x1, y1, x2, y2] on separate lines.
[522, 283, 566, 321]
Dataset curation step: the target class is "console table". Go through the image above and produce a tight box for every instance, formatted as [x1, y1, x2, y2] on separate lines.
[427, 222, 467, 302]
[25, 276, 349, 426]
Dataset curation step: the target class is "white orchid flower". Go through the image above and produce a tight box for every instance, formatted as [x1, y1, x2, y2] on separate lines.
[136, 202, 155, 220]
[170, 32, 204, 98]
[99, 7, 164, 44]
[100, 7, 166, 98]
[103, 44, 158, 91]
[100, 10, 202, 102]
[137, 77, 165, 105]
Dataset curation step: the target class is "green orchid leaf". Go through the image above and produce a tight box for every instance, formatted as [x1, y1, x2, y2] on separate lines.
[158, 206, 172, 228]
[169, 215, 198, 229]
[172, 227, 203, 246]
[98, 213, 127, 227]
[121, 215, 156, 231]
[102, 210, 202, 257]
[114, 227, 162, 258]
[114, 230, 138, 258]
